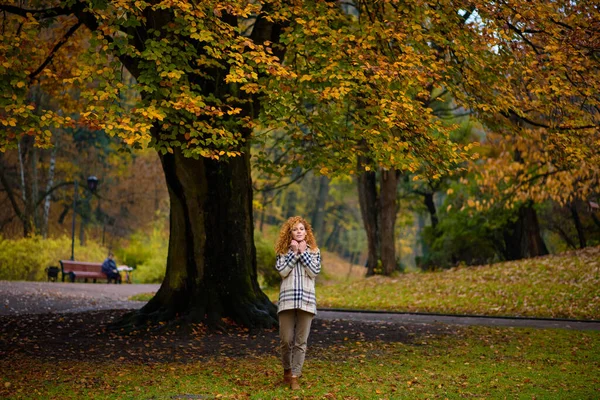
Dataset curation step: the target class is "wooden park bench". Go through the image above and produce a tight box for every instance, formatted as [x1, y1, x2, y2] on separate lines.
[59, 260, 115, 283]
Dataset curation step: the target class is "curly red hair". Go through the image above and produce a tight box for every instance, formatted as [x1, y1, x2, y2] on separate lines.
[274, 216, 319, 255]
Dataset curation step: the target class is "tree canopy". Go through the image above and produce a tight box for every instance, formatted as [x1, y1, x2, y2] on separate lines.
[0, 0, 598, 326]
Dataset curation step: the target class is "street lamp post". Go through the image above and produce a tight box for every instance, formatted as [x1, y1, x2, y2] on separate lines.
[70, 176, 99, 261]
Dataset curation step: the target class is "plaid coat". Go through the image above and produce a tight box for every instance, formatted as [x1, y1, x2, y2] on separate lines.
[275, 247, 321, 315]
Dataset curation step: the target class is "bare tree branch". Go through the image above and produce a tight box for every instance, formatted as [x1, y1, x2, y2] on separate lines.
[253, 170, 308, 193]
[506, 110, 597, 131]
[506, 21, 543, 55]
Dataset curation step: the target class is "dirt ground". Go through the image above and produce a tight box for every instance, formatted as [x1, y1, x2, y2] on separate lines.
[0, 281, 452, 363]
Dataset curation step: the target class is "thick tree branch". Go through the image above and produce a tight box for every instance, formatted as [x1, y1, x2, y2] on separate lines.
[0, 5, 70, 19]
[34, 181, 76, 209]
[549, 18, 574, 31]
[253, 170, 308, 193]
[71, 4, 141, 78]
[506, 21, 543, 55]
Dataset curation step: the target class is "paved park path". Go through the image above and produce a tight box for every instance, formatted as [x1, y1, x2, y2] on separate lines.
[1, 281, 599, 331]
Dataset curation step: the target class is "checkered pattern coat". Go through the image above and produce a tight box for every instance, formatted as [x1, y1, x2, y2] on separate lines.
[275, 247, 321, 315]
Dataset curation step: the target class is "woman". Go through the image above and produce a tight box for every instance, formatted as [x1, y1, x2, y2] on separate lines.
[274, 216, 321, 390]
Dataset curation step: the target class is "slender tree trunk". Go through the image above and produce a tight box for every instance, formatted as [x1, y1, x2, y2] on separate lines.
[423, 192, 438, 229]
[132, 145, 277, 328]
[554, 224, 577, 249]
[42, 145, 58, 238]
[379, 169, 398, 275]
[17, 141, 30, 236]
[259, 191, 268, 232]
[503, 202, 549, 260]
[417, 213, 428, 258]
[324, 219, 340, 249]
[310, 175, 329, 242]
[285, 190, 297, 218]
[357, 156, 380, 276]
[79, 214, 86, 246]
[569, 202, 586, 248]
[18, 141, 26, 206]
[18, 137, 36, 236]
[31, 147, 40, 230]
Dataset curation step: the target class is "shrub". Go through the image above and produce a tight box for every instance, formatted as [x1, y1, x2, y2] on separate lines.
[0, 235, 108, 281]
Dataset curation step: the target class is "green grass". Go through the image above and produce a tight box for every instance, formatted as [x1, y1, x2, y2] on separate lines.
[2, 327, 598, 399]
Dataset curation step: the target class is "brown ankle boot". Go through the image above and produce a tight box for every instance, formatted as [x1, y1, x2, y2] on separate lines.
[283, 369, 292, 384]
[290, 376, 300, 390]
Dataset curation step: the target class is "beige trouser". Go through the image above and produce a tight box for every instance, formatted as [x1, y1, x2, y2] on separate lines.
[279, 309, 314, 376]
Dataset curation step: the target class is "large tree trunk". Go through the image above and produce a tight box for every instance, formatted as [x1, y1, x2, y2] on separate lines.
[357, 156, 401, 276]
[379, 169, 398, 275]
[503, 202, 549, 260]
[357, 157, 380, 276]
[132, 146, 277, 328]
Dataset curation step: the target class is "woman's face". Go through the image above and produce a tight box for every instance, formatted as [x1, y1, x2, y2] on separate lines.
[291, 222, 307, 242]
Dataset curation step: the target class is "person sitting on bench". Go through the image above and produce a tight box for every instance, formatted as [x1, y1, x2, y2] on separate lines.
[101, 252, 122, 284]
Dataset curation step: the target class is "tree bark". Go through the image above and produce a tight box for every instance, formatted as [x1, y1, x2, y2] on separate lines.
[503, 202, 549, 260]
[17, 140, 34, 236]
[423, 192, 438, 229]
[0, 153, 27, 232]
[79, 210, 86, 246]
[357, 157, 380, 276]
[42, 145, 58, 238]
[569, 202, 586, 248]
[131, 145, 277, 328]
[379, 169, 398, 275]
[31, 147, 40, 231]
